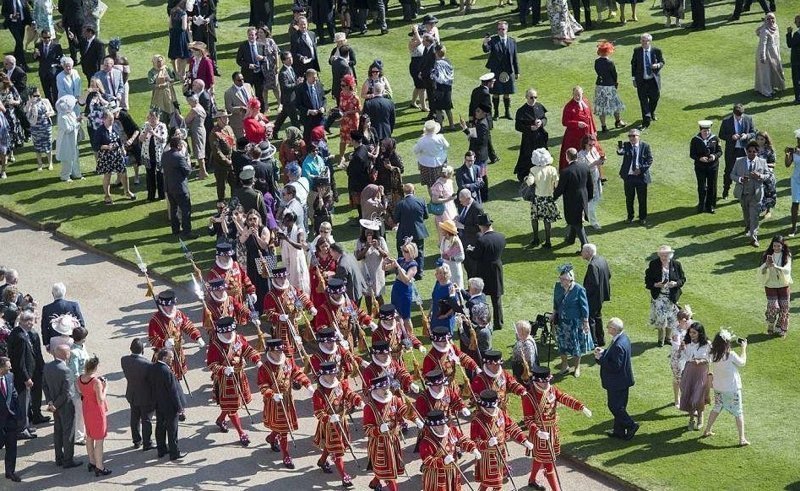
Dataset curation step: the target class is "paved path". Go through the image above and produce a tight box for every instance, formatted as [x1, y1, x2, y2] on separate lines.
[0, 214, 621, 490]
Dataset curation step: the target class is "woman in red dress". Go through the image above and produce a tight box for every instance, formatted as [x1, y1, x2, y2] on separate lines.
[337, 74, 361, 165]
[310, 237, 338, 307]
[279, 126, 307, 184]
[243, 97, 273, 144]
[558, 86, 599, 171]
[78, 355, 111, 476]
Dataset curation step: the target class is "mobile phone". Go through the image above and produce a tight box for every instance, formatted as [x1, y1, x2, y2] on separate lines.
[737, 337, 746, 344]
[617, 140, 623, 150]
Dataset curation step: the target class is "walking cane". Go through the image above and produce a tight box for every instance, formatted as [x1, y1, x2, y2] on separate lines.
[321, 391, 361, 469]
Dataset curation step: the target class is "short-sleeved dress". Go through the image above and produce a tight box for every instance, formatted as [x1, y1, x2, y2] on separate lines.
[187, 105, 207, 159]
[168, 9, 191, 61]
[95, 126, 127, 174]
[390, 258, 417, 319]
[78, 375, 108, 440]
[338, 90, 360, 145]
[357, 236, 388, 298]
[29, 101, 53, 153]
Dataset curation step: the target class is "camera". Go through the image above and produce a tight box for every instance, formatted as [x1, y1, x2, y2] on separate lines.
[530, 313, 551, 339]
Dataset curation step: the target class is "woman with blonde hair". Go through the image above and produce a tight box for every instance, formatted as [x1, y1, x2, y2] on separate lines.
[438, 219, 464, 289]
[148, 55, 179, 122]
[702, 329, 749, 446]
[184, 94, 208, 179]
[525, 148, 560, 248]
[78, 355, 111, 476]
[429, 165, 458, 241]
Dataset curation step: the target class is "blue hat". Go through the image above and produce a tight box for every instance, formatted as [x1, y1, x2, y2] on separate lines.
[370, 375, 390, 390]
[215, 316, 236, 333]
[216, 243, 234, 256]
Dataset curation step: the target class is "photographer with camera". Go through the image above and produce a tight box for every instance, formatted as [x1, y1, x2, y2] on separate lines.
[702, 329, 748, 446]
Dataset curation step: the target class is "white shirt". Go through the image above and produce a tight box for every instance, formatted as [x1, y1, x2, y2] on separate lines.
[681, 341, 711, 364]
[628, 143, 640, 175]
[710, 352, 745, 392]
[413, 134, 450, 168]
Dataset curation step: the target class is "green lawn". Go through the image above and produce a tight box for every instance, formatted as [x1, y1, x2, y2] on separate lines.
[3, 0, 800, 489]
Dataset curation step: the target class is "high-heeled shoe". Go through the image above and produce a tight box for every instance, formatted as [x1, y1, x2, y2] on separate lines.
[95, 467, 112, 477]
[87, 463, 96, 472]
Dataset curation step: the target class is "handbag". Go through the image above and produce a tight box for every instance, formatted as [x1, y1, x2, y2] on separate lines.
[519, 180, 536, 202]
[427, 201, 445, 216]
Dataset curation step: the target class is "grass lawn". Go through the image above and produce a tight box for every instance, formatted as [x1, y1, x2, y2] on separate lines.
[3, 0, 800, 489]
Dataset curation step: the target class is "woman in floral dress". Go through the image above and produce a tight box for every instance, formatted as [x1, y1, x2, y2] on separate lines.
[547, 0, 583, 46]
[337, 74, 360, 165]
[0, 74, 24, 162]
[25, 87, 54, 171]
[95, 109, 135, 204]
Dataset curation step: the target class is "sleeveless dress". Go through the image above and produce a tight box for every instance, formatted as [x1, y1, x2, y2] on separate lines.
[168, 10, 191, 61]
[282, 224, 311, 295]
[78, 375, 108, 440]
[390, 259, 417, 319]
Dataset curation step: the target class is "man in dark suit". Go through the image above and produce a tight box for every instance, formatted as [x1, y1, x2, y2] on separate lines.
[595, 318, 638, 440]
[0, 356, 21, 482]
[330, 45, 353, 105]
[418, 32, 437, 119]
[78, 26, 104, 80]
[2, 56, 27, 102]
[162, 134, 195, 239]
[455, 151, 485, 205]
[42, 345, 82, 468]
[553, 148, 593, 253]
[235, 27, 267, 111]
[7, 311, 34, 439]
[581, 244, 611, 347]
[393, 183, 429, 279]
[290, 16, 320, 75]
[630, 33, 665, 129]
[273, 52, 300, 136]
[40, 282, 85, 351]
[147, 349, 184, 460]
[331, 243, 366, 305]
[362, 81, 395, 141]
[466, 214, 506, 330]
[514, 88, 549, 182]
[456, 188, 483, 278]
[616, 128, 653, 225]
[1, 0, 31, 70]
[788, 17, 800, 104]
[33, 31, 64, 105]
[468, 73, 498, 164]
[121, 339, 155, 450]
[731, 141, 770, 247]
[57, 0, 84, 60]
[296, 68, 326, 142]
[26, 323, 48, 426]
[719, 103, 756, 200]
[482, 21, 520, 120]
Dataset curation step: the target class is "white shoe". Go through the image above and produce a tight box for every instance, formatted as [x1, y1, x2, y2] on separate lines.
[1, 172, 7, 179]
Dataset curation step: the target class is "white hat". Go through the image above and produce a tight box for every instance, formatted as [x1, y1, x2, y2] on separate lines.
[334, 32, 347, 43]
[359, 218, 381, 231]
[50, 313, 81, 336]
[423, 120, 441, 134]
[239, 165, 255, 180]
[698, 120, 713, 129]
[531, 148, 554, 167]
[479, 72, 495, 82]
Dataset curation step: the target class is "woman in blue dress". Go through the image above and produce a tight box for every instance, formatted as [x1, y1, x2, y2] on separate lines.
[430, 261, 457, 336]
[785, 128, 800, 237]
[25, 87, 54, 171]
[168, 1, 191, 79]
[388, 240, 419, 334]
[552, 263, 594, 377]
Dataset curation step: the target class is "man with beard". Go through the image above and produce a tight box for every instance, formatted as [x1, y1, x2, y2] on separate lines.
[201, 277, 250, 337]
[369, 304, 424, 367]
[147, 290, 205, 386]
[514, 88, 549, 182]
[361, 340, 419, 396]
[422, 326, 478, 386]
[308, 327, 365, 381]
[415, 369, 471, 453]
[206, 242, 256, 307]
[313, 278, 375, 349]
[419, 409, 480, 491]
[470, 350, 526, 413]
[262, 266, 317, 362]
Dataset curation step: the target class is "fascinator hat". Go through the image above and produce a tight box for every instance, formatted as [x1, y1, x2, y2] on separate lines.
[531, 148, 554, 167]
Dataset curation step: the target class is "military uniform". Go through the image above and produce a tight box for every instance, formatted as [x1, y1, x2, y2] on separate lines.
[371, 304, 424, 366]
[262, 266, 316, 360]
[307, 327, 364, 381]
[470, 350, 526, 411]
[361, 340, 417, 396]
[420, 410, 479, 491]
[313, 278, 374, 349]
[206, 242, 256, 305]
[422, 326, 478, 386]
[202, 278, 250, 334]
[147, 290, 204, 381]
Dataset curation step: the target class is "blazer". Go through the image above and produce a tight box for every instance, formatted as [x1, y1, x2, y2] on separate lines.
[147, 361, 183, 415]
[467, 230, 506, 296]
[419, 44, 436, 81]
[787, 29, 800, 65]
[719, 114, 756, 159]
[35, 41, 64, 77]
[598, 332, 635, 391]
[617, 141, 653, 184]
[6, 65, 27, 98]
[330, 56, 352, 103]
[236, 41, 267, 84]
[162, 148, 192, 195]
[553, 161, 593, 225]
[730, 155, 769, 200]
[0, 372, 19, 432]
[79, 37, 105, 79]
[393, 194, 429, 240]
[7, 327, 34, 390]
[456, 200, 483, 250]
[28, 330, 44, 376]
[42, 359, 75, 409]
[362, 96, 395, 141]
[277, 65, 298, 106]
[335, 253, 367, 301]
[645, 258, 686, 302]
[296, 80, 326, 127]
[93, 68, 124, 102]
[224, 82, 254, 138]
[584, 254, 611, 310]
[1, 0, 31, 27]
[689, 132, 723, 167]
[455, 164, 483, 202]
[466, 117, 490, 163]
[121, 353, 155, 407]
[483, 35, 519, 76]
[631, 46, 665, 89]
[189, 56, 215, 89]
[290, 30, 320, 74]
[41, 298, 85, 348]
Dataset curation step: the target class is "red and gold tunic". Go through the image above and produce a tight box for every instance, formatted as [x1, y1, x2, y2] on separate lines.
[313, 382, 363, 454]
[422, 344, 478, 385]
[420, 432, 477, 491]
[206, 335, 261, 412]
[310, 253, 337, 306]
[313, 300, 372, 345]
[415, 387, 467, 437]
[148, 310, 202, 380]
[203, 294, 250, 333]
[521, 385, 585, 463]
[363, 396, 409, 480]
[207, 262, 256, 304]
[470, 370, 526, 412]
[257, 359, 311, 433]
[470, 410, 527, 487]
[371, 326, 422, 365]
[262, 287, 314, 357]
[307, 347, 362, 381]
[361, 361, 414, 395]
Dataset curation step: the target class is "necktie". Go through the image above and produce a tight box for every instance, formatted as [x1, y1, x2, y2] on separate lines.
[310, 84, 317, 106]
[633, 146, 639, 170]
[644, 50, 652, 77]
[460, 205, 468, 221]
[239, 86, 247, 102]
[108, 72, 115, 95]
[43, 42, 49, 58]
[251, 44, 258, 65]
[748, 160, 754, 173]
[469, 166, 474, 182]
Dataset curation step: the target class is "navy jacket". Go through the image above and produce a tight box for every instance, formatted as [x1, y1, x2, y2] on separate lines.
[147, 361, 183, 415]
[393, 194, 429, 241]
[617, 141, 653, 185]
[41, 298, 85, 348]
[599, 332, 635, 391]
[0, 372, 19, 433]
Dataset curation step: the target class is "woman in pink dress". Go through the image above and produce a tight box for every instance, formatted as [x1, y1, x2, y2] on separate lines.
[338, 74, 360, 165]
[558, 86, 598, 171]
[428, 165, 458, 242]
[78, 355, 111, 476]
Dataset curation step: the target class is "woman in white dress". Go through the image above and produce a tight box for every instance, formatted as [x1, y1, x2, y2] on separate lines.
[754, 13, 785, 98]
[279, 209, 311, 296]
[437, 219, 464, 290]
[428, 165, 458, 242]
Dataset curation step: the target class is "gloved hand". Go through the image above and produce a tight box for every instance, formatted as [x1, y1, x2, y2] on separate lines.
[310, 307, 318, 317]
[523, 440, 535, 450]
[582, 407, 593, 418]
[197, 338, 206, 348]
[472, 449, 482, 460]
[329, 414, 341, 423]
[454, 356, 461, 366]
[256, 361, 263, 368]
[340, 340, 350, 350]
[279, 314, 289, 322]
[410, 383, 420, 394]
[305, 386, 315, 398]
[475, 367, 483, 375]
[380, 422, 390, 433]
[248, 293, 257, 305]
[487, 437, 498, 447]
[537, 430, 550, 440]
[253, 318, 261, 327]
[223, 366, 234, 377]
[418, 346, 427, 354]
[460, 407, 471, 418]
[165, 338, 175, 349]
[294, 335, 303, 345]
[361, 359, 370, 369]
[273, 393, 284, 402]
[355, 402, 365, 411]
[415, 418, 424, 429]
[520, 390, 528, 397]
[444, 454, 455, 465]
[369, 322, 378, 332]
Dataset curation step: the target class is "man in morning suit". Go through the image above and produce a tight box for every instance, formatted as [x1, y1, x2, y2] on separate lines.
[236, 27, 267, 111]
[418, 32, 437, 120]
[362, 81, 395, 141]
[719, 103, 756, 200]
[455, 188, 483, 279]
[466, 214, 506, 330]
[26, 321, 49, 426]
[616, 128, 653, 225]
[93, 57, 124, 105]
[0, 356, 21, 482]
[78, 26, 104, 80]
[455, 151, 485, 206]
[41, 282, 85, 351]
[595, 318, 637, 440]
[730, 141, 770, 247]
[787, 16, 800, 104]
[1, 0, 31, 70]
[296, 68, 326, 143]
[393, 183, 429, 279]
[273, 52, 300, 136]
[630, 33, 665, 129]
[482, 20, 520, 121]
[121, 338, 155, 450]
[290, 16, 320, 76]
[581, 244, 611, 347]
[553, 148, 593, 253]
[42, 345, 82, 469]
[7, 311, 34, 439]
[147, 349, 184, 460]
[223, 71, 256, 140]
[162, 134, 195, 239]
[33, 31, 64, 105]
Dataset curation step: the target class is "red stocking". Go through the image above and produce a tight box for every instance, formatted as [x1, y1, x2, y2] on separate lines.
[384, 480, 398, 491]
[530, 460, 544, 484]
[267, 431, 277, 443]
[334, 455, 347, 478]
[279, 433, 290, 459]
[369, 477, 381, 488]
[228, 412, 244, 436]
[216, 412, 227, 424]
[544, 463, 561, 491]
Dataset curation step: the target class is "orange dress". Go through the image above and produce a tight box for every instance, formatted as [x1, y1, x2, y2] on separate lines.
[338, 91, 361, 145]
[78, 376, 108, 440]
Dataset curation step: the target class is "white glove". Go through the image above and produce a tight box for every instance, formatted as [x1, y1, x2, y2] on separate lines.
[340, 340, 350, 350]
[454, 356, 461, 366]
[523, 440, 535, 450]
[369, 322, 378, 332]
[355, 402, 365, 411]
[380, 422, 390, 433]
[248, 293, 257, 305]
[418, 346, 427, 354]
[415, 418, 424, 429]
[294, 335, 303, 345]
[273, 393, 284, 402]
[165, 338, 175, 349]
[279, 314, 289, 322]
[256, 360, 263, 368]
[310, 307, 318, 317]
[536, 430, 550, 441]
[197, 338, 206, 348]
[520, 390, 528, 397]
[410, 383, 420, 394]
[305, 386, 315, 398]
[223, 366, 234, 377]
[329, 414, 341, 423]
[487, 437, 498, 447]
[460, 407, 471, 418]
[582, 407, 593, 418]
[361, 359, 370, 369]
[475, 367, 483, 375]
[253, 318, 261, 327]
[472, 449, 482, 460]
[444, 454, 455, 465]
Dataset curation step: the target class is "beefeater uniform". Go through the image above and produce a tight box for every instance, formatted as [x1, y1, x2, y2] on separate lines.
[371, 303, 423, 366]
[423, 326, 478, 386]
[148, 290, 203, 381]
[361, 340, 417, 395]
[313, 278, 373, 347]
[262, 266, 316, 359]
[470, 350, 526, 411]
[416, 369, 469, 442]
[207, 242, 256, 305]
[203, 279, 250, 334]
[307, 327, 364, 381]
[420, 409, 479, 491]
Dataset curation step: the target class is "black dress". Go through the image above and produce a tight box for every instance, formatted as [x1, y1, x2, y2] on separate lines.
[244, 226, 274, 314]
[513, 102, 549, 181]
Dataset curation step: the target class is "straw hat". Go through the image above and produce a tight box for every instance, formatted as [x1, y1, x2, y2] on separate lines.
[423, 120, 441, 135]
[188, 41, 207, 53]
[438, 220, 457, 236]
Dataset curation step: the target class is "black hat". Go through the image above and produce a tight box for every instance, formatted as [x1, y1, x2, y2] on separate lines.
[156, 290, 176, 306]
[483, 350, 502, 363]
[272, 265, 288, 278]
[430, 326, 451, 342]
[379, 304, 396, 320]
[266, 339, 284, 351]
[236, 136, 249, 150]
[291, 4, 306, 12]
[326, 277, 347, 295]
[370, 375, 391, 390]
[424, 369, 446, 386]
[216, 242, 234, 256]
[422, 14, 438, 23]
[208, 277, 226, 291]
[477, 389, 499, 408]
[426, 409, 448, 427]
[215, 316, 236, 333]
[531, 365, 551, 382]
[317, 327, 337, 342]
[477, 214, 493, 227]
[319, 361, 339, 375]
[371, 340, 391, 354]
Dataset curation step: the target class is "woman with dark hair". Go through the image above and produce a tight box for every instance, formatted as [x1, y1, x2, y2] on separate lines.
[645, 244, 686, 347]
[168, 0, 191, 79]
[0, 74, 24, 162]
[78, 355, 111, 476]
[376, 138, 404, 228]
[360, 59, 393, 101]
[759, 235, 792, 337]
[679, 321, 711, 431]
[96, 109, 135, 205]
[355, 219, 389, 314]
[278, 210, 310, 295]
[236, 210, 273, 311]
[337, 73, 360, 165]
[754, 130, 777, 218]
[670, 306, 693, 408]
[310, 233, 336, 306]
[256, 27, 281, 112]
[703, 330, 749, 446]
[358, 113, 379, 148]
